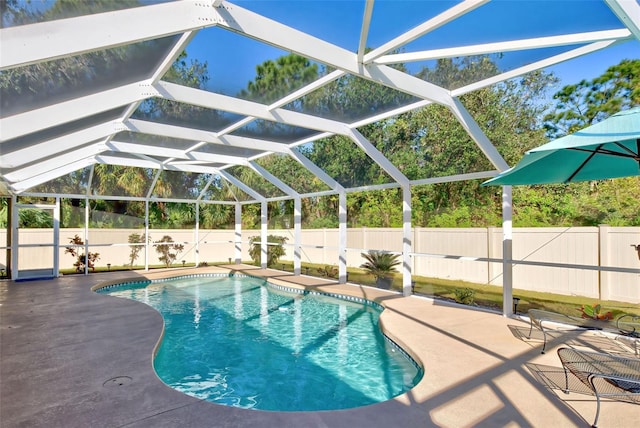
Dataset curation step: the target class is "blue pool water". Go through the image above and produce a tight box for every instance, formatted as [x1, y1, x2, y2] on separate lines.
[100, 274, 422, 411]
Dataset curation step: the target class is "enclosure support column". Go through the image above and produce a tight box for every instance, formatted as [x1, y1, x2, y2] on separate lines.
[402, 185, 412, 296]
[261, 201, 268, 269]
[234, 203, 242, 264]
[195, 203, 200, 268]
[338, 191, 347, 283]
[4, 197, 12, 279]
[84, 199, 89, 275]
[53, 197, 60, 277]
[145, 200, 149, 271]
[10, 196, 17, 280]
[502, 185, 513, 317]
[294, 197, 302, 276]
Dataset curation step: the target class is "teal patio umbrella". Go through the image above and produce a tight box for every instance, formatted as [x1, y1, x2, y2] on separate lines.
[483, 107, 640, 186]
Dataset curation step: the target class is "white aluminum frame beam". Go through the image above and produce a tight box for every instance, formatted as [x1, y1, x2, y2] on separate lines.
[357, 0, 375, 63]
[0, 1, 213, 70]
[149, 32, 197, 84]
[286, 148, 344, 193]
[212, 3, 454, 107]
[346, 182, 402, 193]
[411, 171, 497, 186]
[452, 39, 622, 98]
[125, 119, 291, 154]
[375, 28, 632, 65]
[347, 129, 410, 186]
[0, 122, 115, 168]
[86, 165, 96, 198]
[94, 154, 160, 170]
[155, 81, 352, 136]
[94, 154, 232, 178]
[606, 0, 640, 40]
[217, 170, 265, 202]
[3, 143, 101, 183]
[267, 70, 347, 111]
[364, 0, 489, 63]
[349, 99, 432, 130]
[287, 132, 333, 150]
[117, 31, 198, 128]
[106, 140, 248, 166]
[1, 81, 150, 142]
[448, 99, 510, 171]
[11, 158, 96, 193]
[197, 175, 217, 202]
[247, 162, 299, 198]
[216, 117, 257, 136]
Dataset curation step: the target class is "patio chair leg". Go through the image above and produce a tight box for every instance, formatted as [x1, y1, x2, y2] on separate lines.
[589, 377, 601, 428]
[591, 395, 601, 427]
[562, 366, 570, 394]
[528, 319, 547, 353]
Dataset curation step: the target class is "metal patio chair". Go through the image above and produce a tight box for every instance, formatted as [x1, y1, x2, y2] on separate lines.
[557, 347, 640, 427]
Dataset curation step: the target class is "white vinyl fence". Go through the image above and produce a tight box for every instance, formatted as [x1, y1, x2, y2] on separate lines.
[2, 226, 639, 303]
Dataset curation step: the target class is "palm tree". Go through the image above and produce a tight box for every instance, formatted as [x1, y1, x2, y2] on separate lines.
[360, 250, 400, 289]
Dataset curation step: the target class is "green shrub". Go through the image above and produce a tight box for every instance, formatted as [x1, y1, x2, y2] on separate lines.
[454, 288, 475, 305]
[318, 265, 338, 278]
[248, 235, 288, 267]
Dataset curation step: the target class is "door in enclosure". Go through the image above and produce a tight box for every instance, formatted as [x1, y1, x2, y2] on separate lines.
[13, 201, 59, 280]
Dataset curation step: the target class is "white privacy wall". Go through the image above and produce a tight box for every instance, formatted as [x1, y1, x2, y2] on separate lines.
[2, 226, 639, 302]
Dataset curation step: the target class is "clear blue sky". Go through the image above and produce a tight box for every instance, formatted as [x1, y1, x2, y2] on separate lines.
[547, 41, 639, 84]
[186, 0, 639, 98]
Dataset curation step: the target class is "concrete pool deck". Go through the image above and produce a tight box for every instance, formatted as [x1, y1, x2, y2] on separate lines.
[1, 265, 638, 427]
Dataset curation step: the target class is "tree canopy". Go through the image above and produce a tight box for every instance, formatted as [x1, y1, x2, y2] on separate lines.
[543, 59, 640, 139]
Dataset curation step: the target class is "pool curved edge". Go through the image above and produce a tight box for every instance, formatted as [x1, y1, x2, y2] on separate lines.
[91, 266, 425, 408]
[91, 276, 168, 384]
[264, 277, 424, 373]
[263, 275, 426, 371]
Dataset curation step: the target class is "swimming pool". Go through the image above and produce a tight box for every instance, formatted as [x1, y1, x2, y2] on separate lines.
[99, 274, 422, 411]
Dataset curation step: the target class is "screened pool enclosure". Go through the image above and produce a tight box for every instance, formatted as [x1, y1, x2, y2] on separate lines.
[1, 0, 639, 315]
